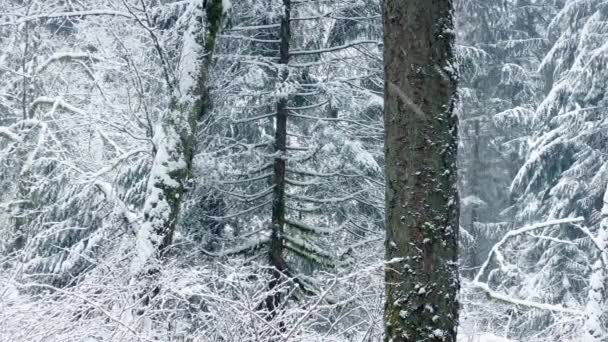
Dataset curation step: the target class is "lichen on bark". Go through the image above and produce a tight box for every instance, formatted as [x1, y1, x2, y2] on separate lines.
[382, 0, 460, 341]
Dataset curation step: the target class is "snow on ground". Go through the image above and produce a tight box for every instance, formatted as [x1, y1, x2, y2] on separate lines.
[459, 333, 517, 342]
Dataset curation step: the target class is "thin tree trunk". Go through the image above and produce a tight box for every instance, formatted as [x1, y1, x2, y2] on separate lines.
[382, 0, 460, 341]
[266, 0, 291, 318]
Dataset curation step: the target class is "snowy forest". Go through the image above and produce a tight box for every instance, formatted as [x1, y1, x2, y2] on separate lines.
[0, 0, 607, 341]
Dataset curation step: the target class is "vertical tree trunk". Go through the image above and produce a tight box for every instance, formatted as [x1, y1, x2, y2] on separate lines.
[382, 0, 460, 341]
[132, 0, 224, 273]
[266, 0, 291, 317]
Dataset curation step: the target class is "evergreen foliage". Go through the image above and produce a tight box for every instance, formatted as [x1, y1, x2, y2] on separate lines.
[0, 0, 607, 340]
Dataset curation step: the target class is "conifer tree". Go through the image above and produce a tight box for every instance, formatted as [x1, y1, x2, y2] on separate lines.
[383, 0, 459, 340]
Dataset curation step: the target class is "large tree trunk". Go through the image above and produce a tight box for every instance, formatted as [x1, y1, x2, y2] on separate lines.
[382, 0, 460, 341]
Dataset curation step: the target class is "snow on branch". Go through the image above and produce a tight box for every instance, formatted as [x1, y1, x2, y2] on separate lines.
[215, 236, 270, 256]
[20, 122, 47, 175]
[285, 219, 332, 235]
[204, 200, 273, 220]
[0, 119, 45, 152]
[290, 40, 380, 56]
[225, 23, 281, 32]
[232, 113, 275, 124]
[7, 10, 135, 25]
[0, 127, 22, 142]
[284, 234, 334, 268]
[470, 217, 587, 316]
[30, 97, 86, 116]
[213, 185, 274, 202]
[13, 282, 154, 342]
[93, 181, 138, 226]
[571, 223, 608, 264]
[36, 52, 100, 74]
[469, 280, 585, 316]
[86, 149, 148, 181]
[218, 34, 280, 43]
[220, 172, 273, 185]
[474, 216, 585, 283]
[288, 190, 365, 204]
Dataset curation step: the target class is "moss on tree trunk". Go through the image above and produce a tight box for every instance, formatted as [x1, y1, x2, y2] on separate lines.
[135, 0, 224, 271]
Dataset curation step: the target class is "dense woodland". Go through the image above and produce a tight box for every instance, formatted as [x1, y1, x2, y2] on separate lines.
[0, 0, 606, 341]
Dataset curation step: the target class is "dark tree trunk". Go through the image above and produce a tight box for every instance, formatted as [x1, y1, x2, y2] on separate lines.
[382, 0, 460, 341]
[267, 0, 291, 317]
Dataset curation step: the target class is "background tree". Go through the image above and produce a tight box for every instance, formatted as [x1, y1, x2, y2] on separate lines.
[456, 0, 553, 276]
[189, 0, 385, 329]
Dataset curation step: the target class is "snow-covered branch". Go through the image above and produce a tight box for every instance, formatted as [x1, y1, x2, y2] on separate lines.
[473, 217, 585, 283]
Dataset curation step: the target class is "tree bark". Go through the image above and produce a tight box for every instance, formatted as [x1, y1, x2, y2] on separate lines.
[132, 0, 224, 273]
[382, 0, 460, 341]
[266, 0, 291, 317]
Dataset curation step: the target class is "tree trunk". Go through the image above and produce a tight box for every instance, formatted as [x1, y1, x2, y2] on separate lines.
[132, 0, 224, 273]
[266, 0, 291, 317]
[382, 0, 460, 341]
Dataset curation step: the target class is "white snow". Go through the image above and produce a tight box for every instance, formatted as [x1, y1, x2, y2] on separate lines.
[222, 0, 232, 13]
[35, 51, 98, 74]
[461, 195, 487, 207]
[458, 333, 517, 342]
[177, 3, 202, 99]
[131, 122, 187, 274]
[0, 127, 21, 142]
